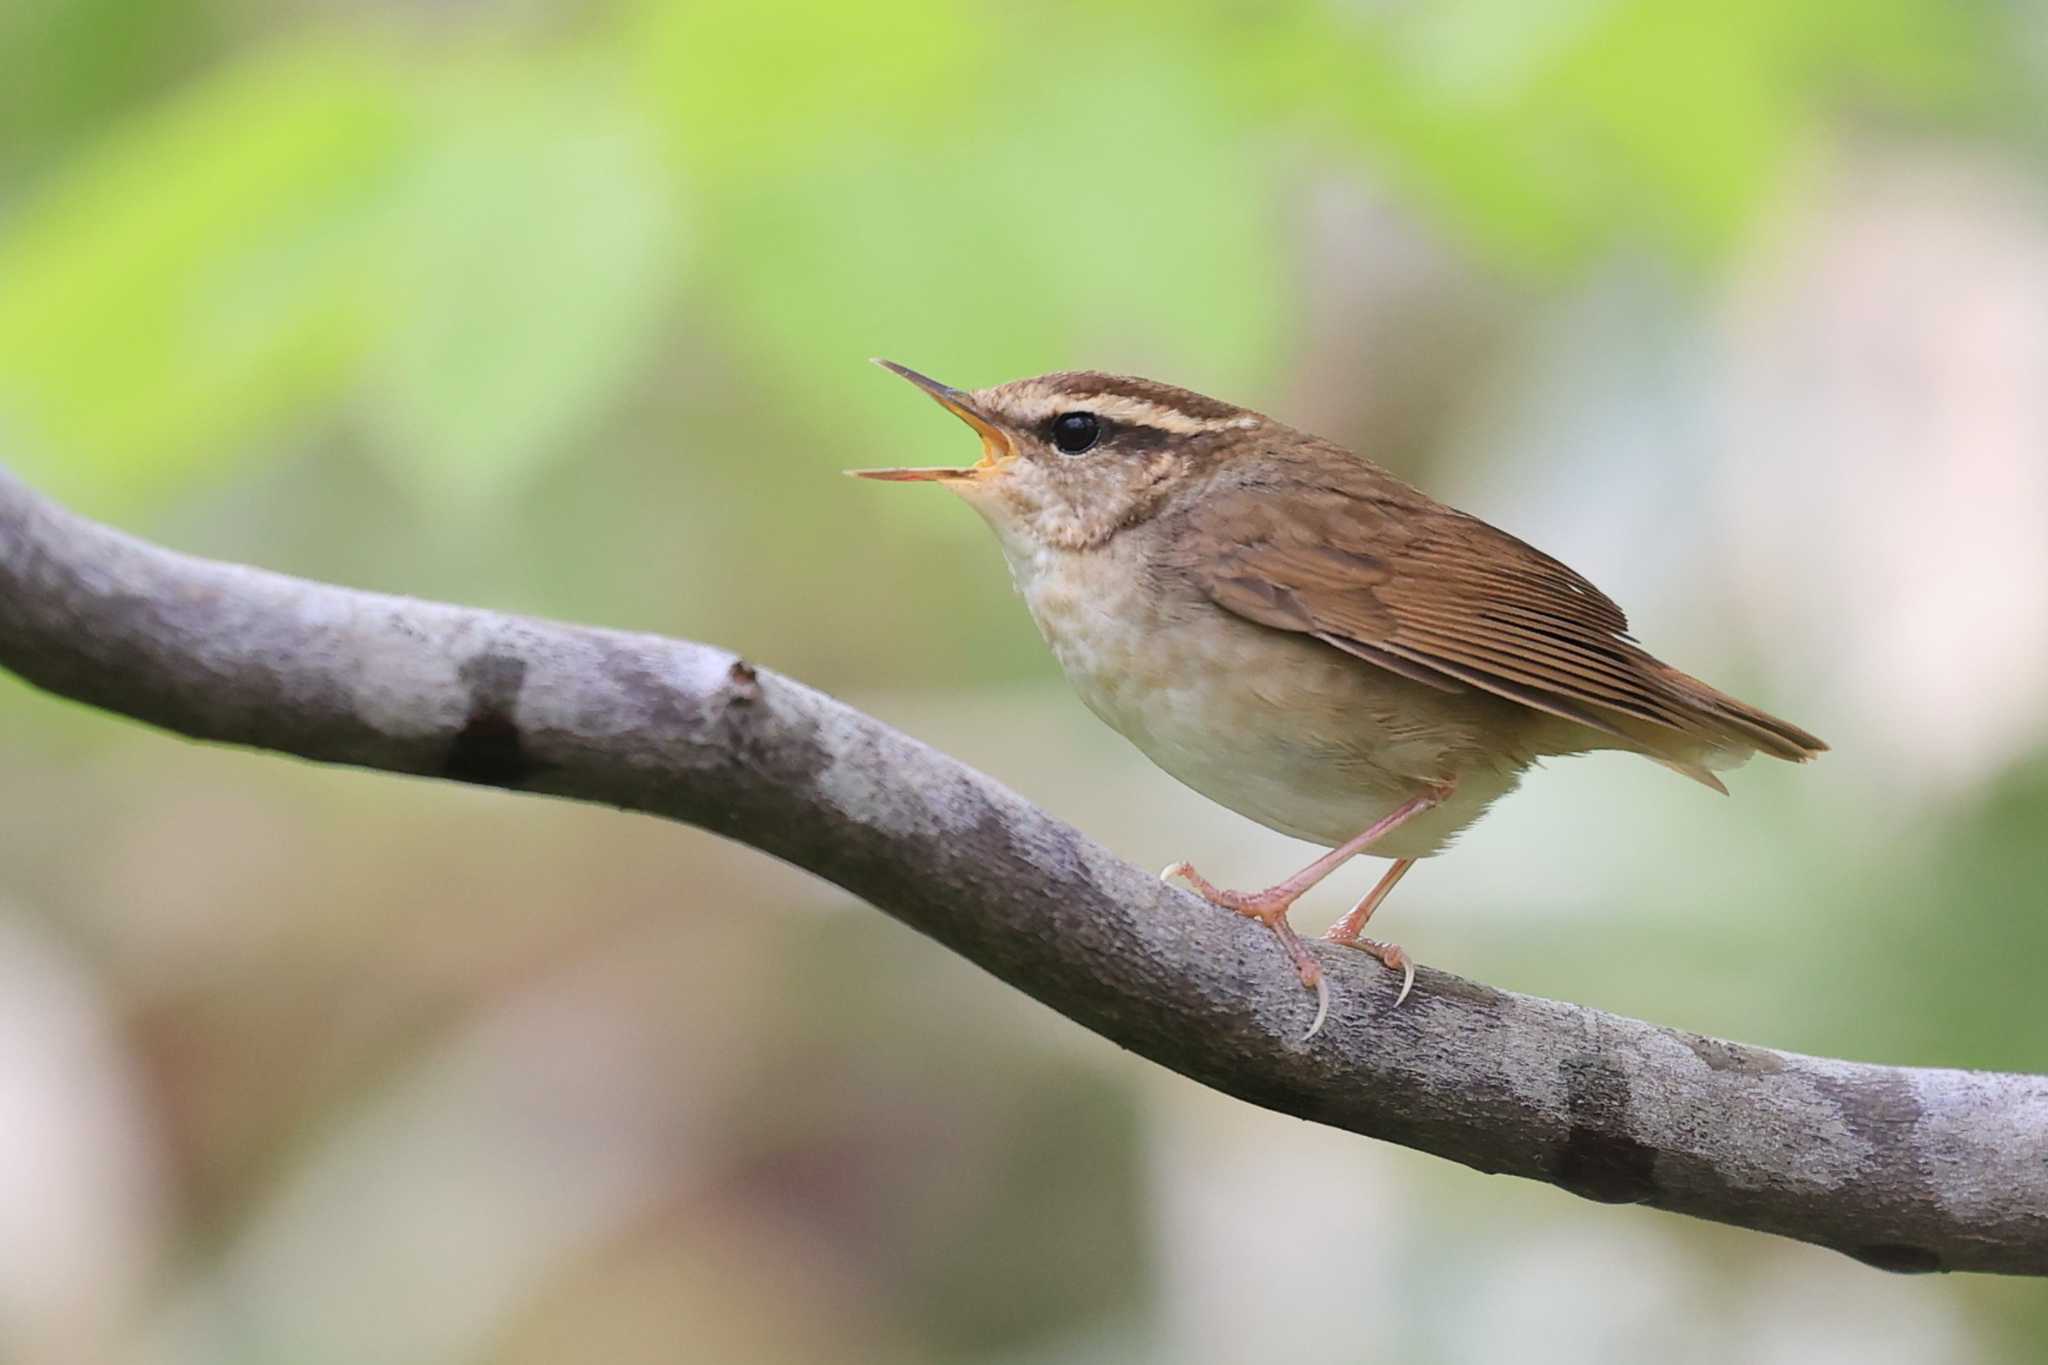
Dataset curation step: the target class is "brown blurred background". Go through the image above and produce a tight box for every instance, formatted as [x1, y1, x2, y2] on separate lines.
[3, 1, 2047, 1361]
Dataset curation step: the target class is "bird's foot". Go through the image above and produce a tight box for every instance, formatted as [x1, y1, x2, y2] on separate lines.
[1161, 861, 1330, 1041]
[1327, 934, 1415, 1009]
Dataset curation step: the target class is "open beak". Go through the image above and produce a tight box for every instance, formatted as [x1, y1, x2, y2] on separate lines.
[849, 359, 1015, 482]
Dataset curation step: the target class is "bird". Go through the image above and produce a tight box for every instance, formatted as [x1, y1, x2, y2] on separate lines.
[853, 360, 1825, 1037]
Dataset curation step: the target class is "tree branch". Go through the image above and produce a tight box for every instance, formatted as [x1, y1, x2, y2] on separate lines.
[1, 463, 2043, 1276]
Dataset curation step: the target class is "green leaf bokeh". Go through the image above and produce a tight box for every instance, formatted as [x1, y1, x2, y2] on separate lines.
[4, 2, 2046, 1361]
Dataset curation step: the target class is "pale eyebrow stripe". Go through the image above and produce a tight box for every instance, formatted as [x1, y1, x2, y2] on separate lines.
[995, 387, 1249, 435]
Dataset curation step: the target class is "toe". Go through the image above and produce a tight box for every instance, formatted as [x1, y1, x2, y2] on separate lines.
[1359, 939, 1417, 1007]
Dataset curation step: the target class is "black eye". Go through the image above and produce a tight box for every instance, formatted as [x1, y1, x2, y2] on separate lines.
[1049, 411, 1101, 454]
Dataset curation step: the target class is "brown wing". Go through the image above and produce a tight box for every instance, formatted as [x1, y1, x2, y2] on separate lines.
[1182, 475, 1825, 768]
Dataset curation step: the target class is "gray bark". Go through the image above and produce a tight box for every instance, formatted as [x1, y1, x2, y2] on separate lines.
[1, 464, 2043, 1276]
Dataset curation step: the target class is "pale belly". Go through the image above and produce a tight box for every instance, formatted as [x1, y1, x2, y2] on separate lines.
[1005, 541, 1533, 859]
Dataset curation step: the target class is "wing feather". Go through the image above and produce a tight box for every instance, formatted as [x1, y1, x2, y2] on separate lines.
[1180, 468, 1824, 768]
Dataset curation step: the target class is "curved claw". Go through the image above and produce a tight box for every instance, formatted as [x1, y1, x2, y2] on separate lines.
[1302, 970, 1331, 1042]
[1341, 937, 1418, 1010]
[1362, 940, 1417, 1009]
[1159, 861, 1192, 886]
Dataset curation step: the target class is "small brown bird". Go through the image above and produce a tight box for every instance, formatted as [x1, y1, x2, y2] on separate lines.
[855, 361, 1824, 1036]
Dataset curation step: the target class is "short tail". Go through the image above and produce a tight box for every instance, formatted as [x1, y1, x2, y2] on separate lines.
[1594, 666, 1825, 794]
[1656, 666, 1827, 763]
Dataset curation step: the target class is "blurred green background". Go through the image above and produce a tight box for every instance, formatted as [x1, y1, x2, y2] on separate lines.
[3, 1, 2047, 1360]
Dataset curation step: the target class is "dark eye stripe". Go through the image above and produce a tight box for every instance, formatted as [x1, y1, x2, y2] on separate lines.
[1029, 406, 1200, 456]
[1100, 424, 1175, 453]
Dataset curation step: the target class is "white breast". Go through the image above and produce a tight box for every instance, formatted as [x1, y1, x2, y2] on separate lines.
[992, 537, 1526, 858]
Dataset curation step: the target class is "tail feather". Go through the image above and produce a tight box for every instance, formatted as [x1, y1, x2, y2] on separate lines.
[1574, 665, 1825, 792]
[1655, 666, 1828, 763]
[1646, 754, 1731, 795]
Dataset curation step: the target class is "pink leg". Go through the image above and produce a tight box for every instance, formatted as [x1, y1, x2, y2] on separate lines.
[1324, 858, 1419, 1006]
[1162, 784, 1449, 1037]
[1324, 857, 1416, 945]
